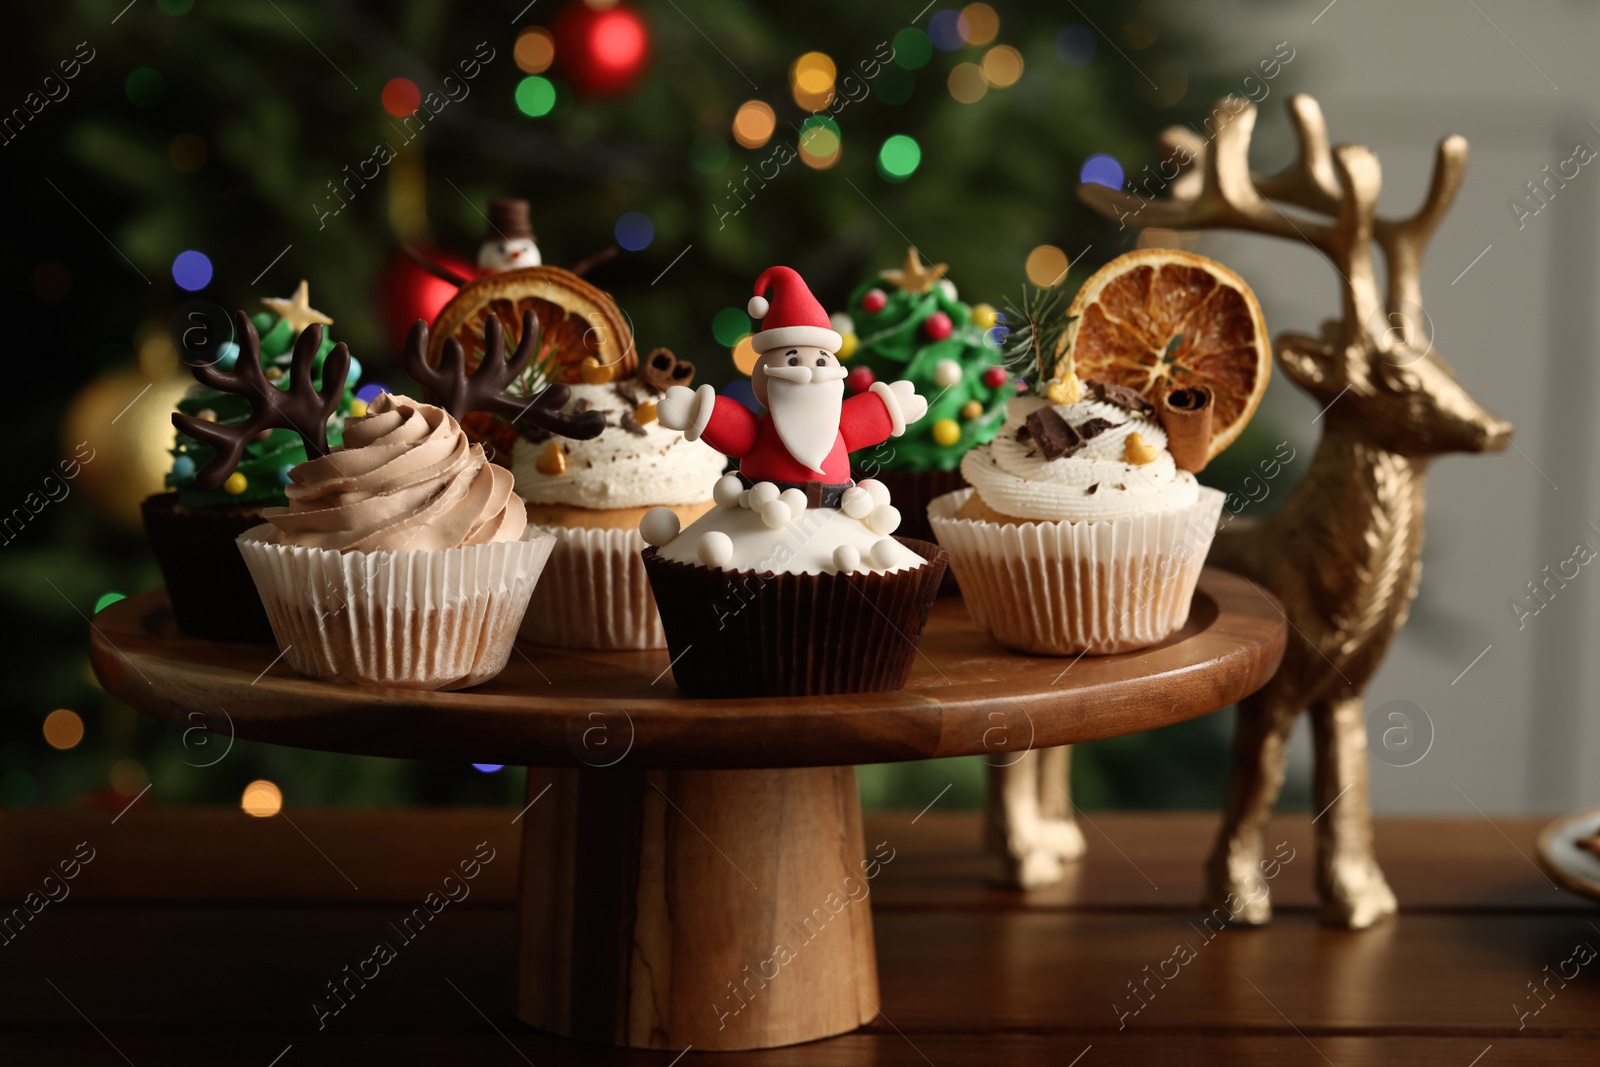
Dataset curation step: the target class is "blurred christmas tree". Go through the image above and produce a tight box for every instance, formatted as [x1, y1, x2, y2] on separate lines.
[7, 0, 1272, 812]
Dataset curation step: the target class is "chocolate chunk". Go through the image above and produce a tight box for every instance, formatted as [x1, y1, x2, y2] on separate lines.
[614, 379, 642, 406]
[620, 411, 648, 436]
[572, 397, 592, 415]
[1075, 417, 1116, 441]
[1115, 482, 1126, 490]
[1087, 379, 1156, 417]
[1085, 483, 1099, 495]
[1024, 407, 1084, 461]
[1015, 423, 1030, 441]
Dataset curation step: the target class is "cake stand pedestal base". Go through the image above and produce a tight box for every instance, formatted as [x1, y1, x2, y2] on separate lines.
[514, 765, 879, 1051]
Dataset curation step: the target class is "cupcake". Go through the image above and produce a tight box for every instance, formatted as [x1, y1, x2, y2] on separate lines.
[144, 282, 359, 641]
[238, 393, 553, 690]
[647, 265, 947, 697]
[839, 249, 1012, 549]
[929, 376, 1224, 655]
[512, 353, 727, 649]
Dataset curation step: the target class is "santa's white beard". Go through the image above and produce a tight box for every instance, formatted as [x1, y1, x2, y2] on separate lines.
[767, 377, 843, 475]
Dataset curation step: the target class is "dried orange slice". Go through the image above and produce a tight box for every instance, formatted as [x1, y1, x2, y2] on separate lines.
[428, 266, 635, 454]
[1056, 248, 1270, 459]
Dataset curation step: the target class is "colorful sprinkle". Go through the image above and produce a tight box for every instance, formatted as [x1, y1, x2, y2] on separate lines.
[223, 472, 248, 495]
[971, 303, 998, 329]
[171, 455, 196, 481]
[961, 400, 984, 420]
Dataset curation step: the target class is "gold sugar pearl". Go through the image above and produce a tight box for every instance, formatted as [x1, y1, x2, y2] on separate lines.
[634, 399, 658, 426]
[1124, 432, 1158, 466]
[960, 399, 983, 420]
[535, 440, 567, 476]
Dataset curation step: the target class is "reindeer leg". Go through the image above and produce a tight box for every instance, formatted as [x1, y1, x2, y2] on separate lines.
[1205, 693, 1296, 924]
[1310, 694, 1397, 929]
[984, 747, 1085, 889]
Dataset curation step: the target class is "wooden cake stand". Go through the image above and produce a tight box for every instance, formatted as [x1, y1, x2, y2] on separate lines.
[90, 568, 1284, 1052]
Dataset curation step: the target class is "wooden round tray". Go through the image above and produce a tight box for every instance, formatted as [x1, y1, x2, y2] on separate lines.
[89, 567, 1284, 1052]
[89, 568, 1284, 770]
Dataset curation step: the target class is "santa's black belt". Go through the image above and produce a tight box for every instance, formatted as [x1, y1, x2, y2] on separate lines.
[736, 473, 852, 509]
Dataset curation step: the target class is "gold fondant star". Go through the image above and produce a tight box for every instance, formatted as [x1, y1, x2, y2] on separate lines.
[262, 280, 334, 333]
[880, 247, 949, 294]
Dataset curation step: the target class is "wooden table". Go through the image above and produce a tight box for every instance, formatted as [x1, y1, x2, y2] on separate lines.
[2, 808, 1594, 1065]
[87, 570, 1284, 1051]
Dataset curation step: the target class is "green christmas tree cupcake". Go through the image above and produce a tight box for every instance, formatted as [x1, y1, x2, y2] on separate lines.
[841, 248, 1013, 549]
[142, 282, 361, 640]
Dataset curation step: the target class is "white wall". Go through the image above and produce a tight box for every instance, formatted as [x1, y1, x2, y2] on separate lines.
[1152, 0, 1597, 813]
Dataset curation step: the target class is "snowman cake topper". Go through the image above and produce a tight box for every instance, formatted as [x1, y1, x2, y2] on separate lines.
[646, 266, 931, 575]
[477, 197, 542, 271]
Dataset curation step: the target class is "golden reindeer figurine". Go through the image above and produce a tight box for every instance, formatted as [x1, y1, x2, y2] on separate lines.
[985, 94, 1513, 925]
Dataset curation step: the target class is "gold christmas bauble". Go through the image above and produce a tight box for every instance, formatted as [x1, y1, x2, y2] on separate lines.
[61, 369, 191, 530]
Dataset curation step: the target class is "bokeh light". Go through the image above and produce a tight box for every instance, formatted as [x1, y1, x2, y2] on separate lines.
[732, 335, 760, 376]
[472, 764, 504, 773]
[712, 307, 751, 347]
[171, 250, 213, 291]
[948, 63, 987, 103]
[1057, 24, 1097, 66]
[43, 709, 84, 751]
[892, 27, 933, 70]
[732, 100, 776, 149]
[689, 133, 729, 173]
[1025, 245, 1071, 288]
[125, 67, 165, 107]
[356, 383, 389, 404]
[877, 134, 922, 182]
[381, 77, 420, 117]
[876, 65, 914, 105]
[928, 9, 965, 51]
[982, 45, 1024, 88]
[1080, 153, 1125, 188]
[798, 115, 841, 169]
[110, 759, 148, 796]
[614, 211, 654, 251]
[590, 8, 648, 74]
[790, 51, 836, 110]
[241, 779, 283, 817]
[959, 3, 1000, 45]
[168, 132, 206, 172]
[515, 75, 557, 117]
[514, 27, 556, 73]
[94, 592, 126, 613]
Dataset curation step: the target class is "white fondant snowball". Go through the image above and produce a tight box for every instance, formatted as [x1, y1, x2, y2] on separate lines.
[858, 479, 891, 507]
[833, 545, 861, 572]
[749, 480, 780, 508]
[933, 359, 964, 388]
[779, 487, 808, 516]
[870, 538, 901, 569]
[761, 499, 791, 529]
[841, 486, 873, 519]
[640, 507, 681, 547]
[713, 473, 744, 509]
[698, 531, 734, 568]
[738, 489, 751, 509]
[867, 504, 902, 536]
[748, 295, 770, 319]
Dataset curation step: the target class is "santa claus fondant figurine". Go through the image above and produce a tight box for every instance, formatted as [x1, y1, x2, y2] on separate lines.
[658, 266, 928, 510]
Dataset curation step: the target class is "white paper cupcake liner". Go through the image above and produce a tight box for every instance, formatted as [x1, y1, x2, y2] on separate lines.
[519, 523, 665, 650]
[929, 487, 1224, 655]
[236, 525, 555, 690]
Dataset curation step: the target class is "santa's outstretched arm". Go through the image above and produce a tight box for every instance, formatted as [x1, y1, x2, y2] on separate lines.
[840, 380, 929, 453]
[658, 384, 760, 459]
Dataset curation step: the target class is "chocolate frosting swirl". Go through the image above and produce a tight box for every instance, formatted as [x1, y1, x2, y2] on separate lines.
[267, 393, 527, 552]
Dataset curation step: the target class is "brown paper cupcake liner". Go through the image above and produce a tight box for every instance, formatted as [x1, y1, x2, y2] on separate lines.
[642, 537, 948, 697]
[141, 492, 275, 642]
[520, 524, 665, 650]
[866, 467, 969, 597]
[929, 488, 1223, 655]
[237, 526, 555, 690]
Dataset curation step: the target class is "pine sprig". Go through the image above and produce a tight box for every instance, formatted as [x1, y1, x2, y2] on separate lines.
[1000, 285, 1076, 389]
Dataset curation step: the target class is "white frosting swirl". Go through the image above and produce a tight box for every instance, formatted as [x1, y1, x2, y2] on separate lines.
[512, 383, 726, 509]
[960, 394, 1199, 522]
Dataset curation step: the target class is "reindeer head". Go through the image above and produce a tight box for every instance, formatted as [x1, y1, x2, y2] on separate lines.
[1080, 94, 1511, 460]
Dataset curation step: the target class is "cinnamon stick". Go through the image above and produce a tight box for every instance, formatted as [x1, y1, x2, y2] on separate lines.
[1160, 386, 1214, 473]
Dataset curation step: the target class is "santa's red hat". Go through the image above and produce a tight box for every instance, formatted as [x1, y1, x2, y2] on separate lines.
[747, 266, 843, 354]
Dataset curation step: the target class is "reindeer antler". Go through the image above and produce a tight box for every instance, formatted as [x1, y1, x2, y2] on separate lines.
[403, 311, 605, 440]
[173, 312, 350, 491]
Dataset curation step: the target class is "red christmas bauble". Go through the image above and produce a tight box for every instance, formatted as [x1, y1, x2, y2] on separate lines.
[923, 311, 953, 341]
[982, 366, 1009, 389]
[860, 288, 888, 313]
[553, 1, 651, 97]
[846, 366, 877, 394]
[379, 248, 478, 350]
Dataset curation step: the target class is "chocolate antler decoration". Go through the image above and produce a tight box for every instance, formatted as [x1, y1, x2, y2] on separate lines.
[173, 312, 351, 491]
[403, 311, 605, 440]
